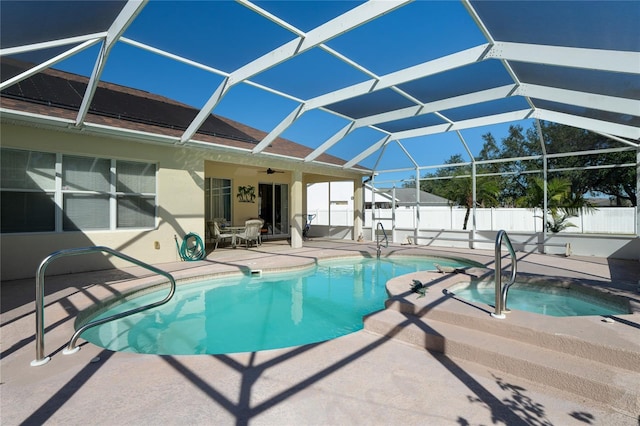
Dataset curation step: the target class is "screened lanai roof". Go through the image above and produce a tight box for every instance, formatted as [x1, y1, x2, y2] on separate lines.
[1, 0, 638, 178]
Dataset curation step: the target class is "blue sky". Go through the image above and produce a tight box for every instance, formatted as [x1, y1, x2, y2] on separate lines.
[51, 0, 537, 183]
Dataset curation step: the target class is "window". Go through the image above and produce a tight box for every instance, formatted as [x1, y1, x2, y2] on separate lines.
[62, 155, 111, 230]
[116, 161, 156, 228]
[205, 178, 231, 222]
[1, 148, 156, 233]
[1, 149, 55, 233]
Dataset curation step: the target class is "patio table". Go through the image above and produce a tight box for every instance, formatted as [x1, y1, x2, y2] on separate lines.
[224, 226, 245, 248]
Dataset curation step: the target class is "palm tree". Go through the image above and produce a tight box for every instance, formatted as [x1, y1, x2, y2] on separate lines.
[516, 176, 596, 233]
[446, 173, 500, 230]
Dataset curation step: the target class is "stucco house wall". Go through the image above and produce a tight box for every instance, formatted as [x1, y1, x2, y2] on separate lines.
[1, 122, 366, 280]
[1, 123, 207, 280]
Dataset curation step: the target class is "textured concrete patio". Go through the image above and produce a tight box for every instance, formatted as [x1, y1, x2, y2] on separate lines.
[2, 239, 639, 425]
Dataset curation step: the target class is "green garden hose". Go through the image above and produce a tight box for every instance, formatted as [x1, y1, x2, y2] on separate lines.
[174, 233, 205, 261]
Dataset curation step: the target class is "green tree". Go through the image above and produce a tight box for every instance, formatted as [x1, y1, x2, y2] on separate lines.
[533, 122, 636, 206]
[418, 154, 466, 198]
[592, 162, 636, 206]
[449, 173, 500, 230]
[420, 155, 500, 230]
[516, 176, 596, 233]
[495, 125, 544, 205]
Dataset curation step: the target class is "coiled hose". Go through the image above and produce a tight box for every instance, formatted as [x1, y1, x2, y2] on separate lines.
[174, 233, 205, 261]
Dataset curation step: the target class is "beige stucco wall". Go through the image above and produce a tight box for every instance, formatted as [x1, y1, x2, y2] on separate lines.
[1, 122, 367, 280]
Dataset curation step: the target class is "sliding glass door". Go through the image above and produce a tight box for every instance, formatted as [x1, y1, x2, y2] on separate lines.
[259, 183, 288, 237]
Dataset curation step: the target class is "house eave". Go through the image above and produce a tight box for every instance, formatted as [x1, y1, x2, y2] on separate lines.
[1, 107, 372, 177]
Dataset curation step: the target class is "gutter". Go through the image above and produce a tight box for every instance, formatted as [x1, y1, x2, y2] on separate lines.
[1, 107, 371, 176]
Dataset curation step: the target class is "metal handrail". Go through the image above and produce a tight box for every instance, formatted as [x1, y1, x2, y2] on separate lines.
[376, 222, 388, 258]
[31, 246, 176, 366]
[491, 230, 518, 319]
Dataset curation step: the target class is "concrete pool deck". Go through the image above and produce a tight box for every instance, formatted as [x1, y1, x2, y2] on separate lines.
[1, 239, 639, 425]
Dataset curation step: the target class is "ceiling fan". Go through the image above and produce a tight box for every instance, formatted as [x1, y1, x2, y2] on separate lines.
[261, 168, 285, 174]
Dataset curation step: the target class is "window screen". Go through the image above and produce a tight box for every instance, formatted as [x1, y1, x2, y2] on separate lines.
[1, 148, 157, 233]
[1, 148, 56, 233]
[117, 195, 155, 228]
[63, 194, 110, 230]
[62, 155, 110, 192]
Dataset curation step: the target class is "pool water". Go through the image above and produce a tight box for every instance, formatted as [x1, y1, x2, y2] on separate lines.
[450, 284, 629, 317]
[82, 256, 472, 355]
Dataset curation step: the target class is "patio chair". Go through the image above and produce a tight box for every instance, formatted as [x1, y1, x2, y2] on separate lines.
[255, 218, 265, 244]
[237, 219, 263, 248]
[207, 220, 232, 250]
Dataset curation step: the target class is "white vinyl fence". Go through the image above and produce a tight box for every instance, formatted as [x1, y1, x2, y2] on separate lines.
[308, 206, 636, 235]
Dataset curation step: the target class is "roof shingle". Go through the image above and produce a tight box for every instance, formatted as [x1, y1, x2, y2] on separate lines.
[1, 59, 356, 167]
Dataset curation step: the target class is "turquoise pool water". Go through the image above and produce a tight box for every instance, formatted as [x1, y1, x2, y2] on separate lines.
[82, 256, 473, 355]
[450, 284, 629, 317]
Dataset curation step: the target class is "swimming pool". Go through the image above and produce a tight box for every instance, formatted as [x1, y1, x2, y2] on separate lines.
[80, 256, 476, 355]
[448, 281, 630, 317]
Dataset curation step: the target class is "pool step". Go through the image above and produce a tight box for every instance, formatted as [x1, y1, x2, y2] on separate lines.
[363, 308, 640, 416]
[385, 294, 640, 373]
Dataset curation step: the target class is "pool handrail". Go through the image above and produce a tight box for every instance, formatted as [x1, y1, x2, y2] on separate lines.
[31, 246, 176, 366]
[491, 230, 518, 319]
[376, 222, 388, 258]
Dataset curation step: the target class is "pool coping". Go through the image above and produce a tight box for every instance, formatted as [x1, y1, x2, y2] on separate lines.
[383, 268, 640, 372]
